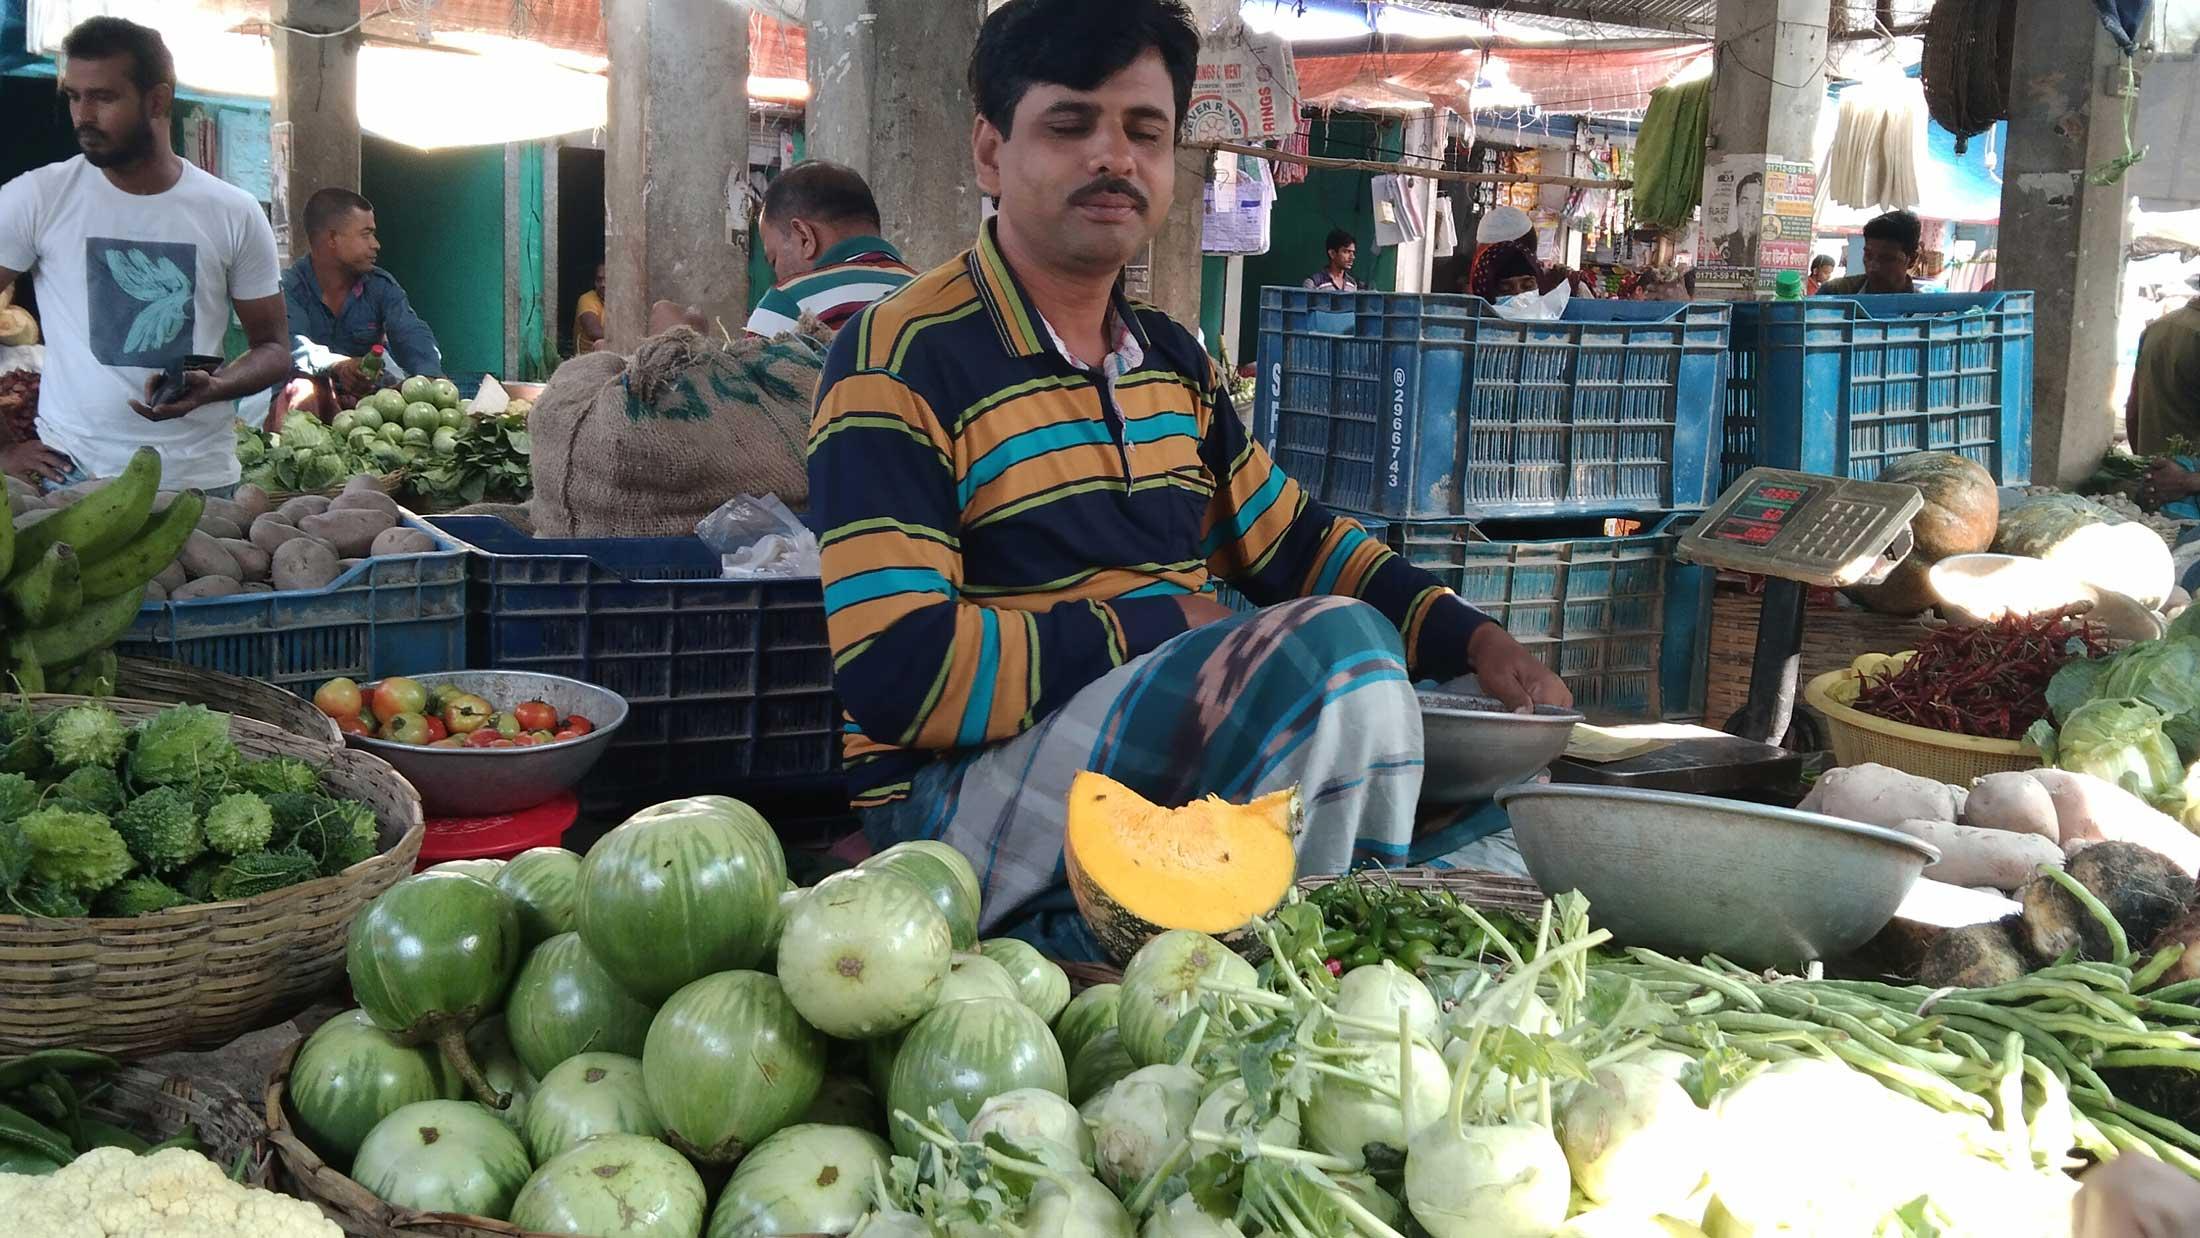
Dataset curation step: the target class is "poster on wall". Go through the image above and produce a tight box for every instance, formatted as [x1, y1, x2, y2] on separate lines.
[1756, 160, 1817, 293]
[1697, 154, 1818, 298]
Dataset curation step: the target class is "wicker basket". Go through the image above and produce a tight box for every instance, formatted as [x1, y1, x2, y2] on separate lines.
[0, 700, 423, 1057]
[108, 656, 343, 745]
[88, 1065, 275, 1188]
[1802, 669, 2041, 785]
[266, 1039, 603, 1238]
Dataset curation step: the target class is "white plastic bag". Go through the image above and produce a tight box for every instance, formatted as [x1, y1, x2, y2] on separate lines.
[697, 493, 821, 579]
[1492, 279, 1571, 322]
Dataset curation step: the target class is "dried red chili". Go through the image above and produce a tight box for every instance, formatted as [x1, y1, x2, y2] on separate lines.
[1852, 614, 2109, 741]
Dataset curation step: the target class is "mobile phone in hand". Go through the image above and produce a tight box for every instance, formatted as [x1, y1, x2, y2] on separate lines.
[150, 354, 223, 406]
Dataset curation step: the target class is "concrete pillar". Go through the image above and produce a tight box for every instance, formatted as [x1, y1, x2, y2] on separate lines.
[1147, 145, 1210, 330]
[1389, 114, 1443, 295]
[270, 0, 360, 263]
[1704, 0, 1827, 166]
[1999, 0, 2131, 486]
[604, 0, 749, 345]
[806, 0, 985, 272]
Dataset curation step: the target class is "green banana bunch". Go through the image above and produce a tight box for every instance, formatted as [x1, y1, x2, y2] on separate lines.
[0, 448, 201, 696]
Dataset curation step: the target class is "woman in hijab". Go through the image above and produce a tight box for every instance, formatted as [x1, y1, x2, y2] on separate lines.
[1473, 243, 1543, 301]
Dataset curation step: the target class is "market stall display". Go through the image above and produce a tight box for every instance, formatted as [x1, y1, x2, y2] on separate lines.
[0, 699, 422, 1056]
[326, 671, 627, 817]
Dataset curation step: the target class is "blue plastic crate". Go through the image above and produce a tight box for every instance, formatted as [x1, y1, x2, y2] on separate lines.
[1380, 513, 1711, 720]
[428, 516, 839, 816]
[1252, 289, 1730, 520]
[121, 513, 467, 694]
[1721, 292, 2034, 489]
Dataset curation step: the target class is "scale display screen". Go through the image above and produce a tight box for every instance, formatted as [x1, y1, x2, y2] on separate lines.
[1703, 479, 1819, 547]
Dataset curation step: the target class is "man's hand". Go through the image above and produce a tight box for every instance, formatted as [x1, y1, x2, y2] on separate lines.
[2074, 1154, 2200, 1236]
[1176, 594, 1239, 629]
[130, 369, 220, 422]
[329, 357, 373, 397]
[1, 440, 71, 485]
[2140, 458, 2200, 511]
[1468, 622, 1573, 712]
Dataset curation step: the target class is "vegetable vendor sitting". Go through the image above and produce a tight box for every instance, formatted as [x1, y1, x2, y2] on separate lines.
[276, 187, 444, 418]
[806, 0, 1570, 961]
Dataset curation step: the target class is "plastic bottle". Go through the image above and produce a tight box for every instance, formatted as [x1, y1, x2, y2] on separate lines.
[360, 343, 386, 380]
[1773, 270, 1804, 301]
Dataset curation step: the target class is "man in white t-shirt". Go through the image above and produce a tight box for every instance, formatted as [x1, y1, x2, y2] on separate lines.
[0, 17, 289, 491]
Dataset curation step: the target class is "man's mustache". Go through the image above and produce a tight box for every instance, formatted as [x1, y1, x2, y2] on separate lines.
[1069, 177, 1149, 214]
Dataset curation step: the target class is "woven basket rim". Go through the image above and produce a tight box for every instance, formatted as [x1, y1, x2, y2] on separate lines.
[1803, 669, 2034, 757]
[93, 1063, 276, 1190]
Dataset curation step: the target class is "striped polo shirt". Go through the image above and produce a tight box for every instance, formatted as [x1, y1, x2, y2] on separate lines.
[745, 235, 917, 338]
[807, 220, 1493, 808]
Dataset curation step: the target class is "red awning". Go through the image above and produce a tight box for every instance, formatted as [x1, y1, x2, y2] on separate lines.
[1294, 43, 1709, 115]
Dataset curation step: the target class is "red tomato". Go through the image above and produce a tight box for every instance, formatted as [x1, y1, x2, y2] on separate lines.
[510, 733, 540, 747]
[490, 739, 517, 748]
[465, 727, 503, 749]
[562, 714, 594, 735]
[336, 715, 374, 737]
[421, 716, 450, 743]
[513, 700, 557, 732]
[552, 729, 581, 743]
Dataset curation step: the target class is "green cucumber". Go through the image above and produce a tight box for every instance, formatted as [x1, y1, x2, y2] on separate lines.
[79, 489, 203, 601]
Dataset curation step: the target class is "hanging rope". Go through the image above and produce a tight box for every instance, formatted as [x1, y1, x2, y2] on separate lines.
[1921, 0, 2015, 153]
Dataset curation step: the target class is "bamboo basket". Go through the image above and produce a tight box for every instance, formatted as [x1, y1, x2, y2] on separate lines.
[87, 1065, 275, 1189]
[107, 656, 343, 745]
[0, 701, 423, 1057]
[1803, 669, 2041, 785]
[267, 1038, 533, 1238]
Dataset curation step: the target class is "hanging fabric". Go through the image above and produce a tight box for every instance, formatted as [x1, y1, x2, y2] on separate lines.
[1632, 73, 1711, 231]
[1823, 76, 1925, 211]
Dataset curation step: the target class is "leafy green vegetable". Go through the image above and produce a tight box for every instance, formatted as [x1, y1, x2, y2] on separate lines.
[2037, 698, 2184, 807]
[2096, 639, 2200, 719]
[407, 410, 532, 507]
[2044, 657, 2106, 726]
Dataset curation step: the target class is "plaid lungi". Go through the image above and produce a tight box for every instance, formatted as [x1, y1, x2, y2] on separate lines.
[860, 596, 1450, 961]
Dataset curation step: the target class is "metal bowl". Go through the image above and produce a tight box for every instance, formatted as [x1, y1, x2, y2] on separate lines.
[343, 671, 628, 817]
[1418, 689, 1582, 806]
[1495, 784, 1938, 969]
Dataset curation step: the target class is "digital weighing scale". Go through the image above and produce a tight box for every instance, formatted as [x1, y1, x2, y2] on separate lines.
[1549, 468, 1925, 797]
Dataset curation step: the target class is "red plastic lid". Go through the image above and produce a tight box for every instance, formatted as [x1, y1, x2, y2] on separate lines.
[415, 792, 580, 868]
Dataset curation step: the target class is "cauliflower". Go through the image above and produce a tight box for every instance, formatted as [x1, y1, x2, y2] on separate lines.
[43, 703, 128, 771]
[18, 808, 132, 893]
[0, 1145, 341, 1237]
[97, 876, 190, 917]
[126, 706, 238, 790]
[235, 758, 322, 798]
[110, 786, 205, 872]
[202, 794, 273, 857]
[53, 765, 125, 815]
[0, 772, 35, 822]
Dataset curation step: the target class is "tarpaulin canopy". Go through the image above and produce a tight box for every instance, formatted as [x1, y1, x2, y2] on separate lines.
[1292, 42, 1709, 114]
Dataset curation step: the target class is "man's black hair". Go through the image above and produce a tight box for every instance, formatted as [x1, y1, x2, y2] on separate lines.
[1325, 228, 1356, 253]
[761, 161, 883, 232]
[970, 0, 1200, 137]
[1811, 254, 1835, 272]
[304, 187, 373, 238]
[61, 17, 175, 97]
[1863, 209, 1923, 257]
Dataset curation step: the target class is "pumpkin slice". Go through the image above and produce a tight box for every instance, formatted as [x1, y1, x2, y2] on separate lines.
[1064, 771, 1301, 965]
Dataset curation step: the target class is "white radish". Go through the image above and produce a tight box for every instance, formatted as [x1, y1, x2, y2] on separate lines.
[1962, 772, 2061, 842]
[1891, 819, 2065, 891]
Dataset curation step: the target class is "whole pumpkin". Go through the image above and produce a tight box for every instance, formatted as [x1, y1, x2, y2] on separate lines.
[1845, 452, 1999, 616]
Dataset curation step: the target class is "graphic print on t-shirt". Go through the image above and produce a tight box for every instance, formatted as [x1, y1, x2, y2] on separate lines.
[86, 237, 197, 367]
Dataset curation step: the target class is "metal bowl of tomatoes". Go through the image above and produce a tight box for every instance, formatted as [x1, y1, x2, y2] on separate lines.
[324, 670, 628, 817]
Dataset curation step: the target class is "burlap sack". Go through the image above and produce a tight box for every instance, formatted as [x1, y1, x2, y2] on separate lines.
[529, 324, 827, 538]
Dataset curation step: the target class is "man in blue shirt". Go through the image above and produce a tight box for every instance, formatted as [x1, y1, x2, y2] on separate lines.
[278, 188, 441, 410]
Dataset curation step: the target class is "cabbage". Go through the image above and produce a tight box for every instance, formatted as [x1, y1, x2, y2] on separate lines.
[2096, 639, 2200, 719]
[280, 412, 335, 452]
[2030, 699, 2184, 807]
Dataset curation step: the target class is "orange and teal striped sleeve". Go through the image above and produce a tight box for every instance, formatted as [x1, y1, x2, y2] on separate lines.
[808, 363, 1192, 755]
[1196, 363, 1490, 681]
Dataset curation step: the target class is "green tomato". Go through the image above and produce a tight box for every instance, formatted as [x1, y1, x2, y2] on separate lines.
[330, 411, 359, 437]
[399, 374, 437, 404]
[430, 378, 462, 409]
[403, 402, 441, 432]
[439, 408, 465, 431]
[354, 407, 385, 432]
[373, 389, 409, 418]
[379, 422, 406, 444]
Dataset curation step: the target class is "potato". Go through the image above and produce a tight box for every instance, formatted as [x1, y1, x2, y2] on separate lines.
[338, 558, 364, 572]
[328, 490, 402, 521]
[370, 527, 437, 557]
[240, 582, 274, 593]
[220, 538, 271, 582]
[143, 579, 167, 603]
[299, 509, 397, 557]
[231, 483, 273, 520]
[12, 507, 54, 530]
[200, 497, 253, 529]
[250, 515, 311, 556]
[170, 575, 242, 601]
[1809, 763, 1962, 830]
[277, 494, 332, 523]
[1962, 772, 2061, 843]
[153, 562, 188, 594]
[270, 537, 342, 592]
[1914, 916, 2033, 989]
[177, 531, 242, 582]
[342, 474, 385, 495]
[196, 514, 244, 541]
[1891, 819, 2065, 892]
